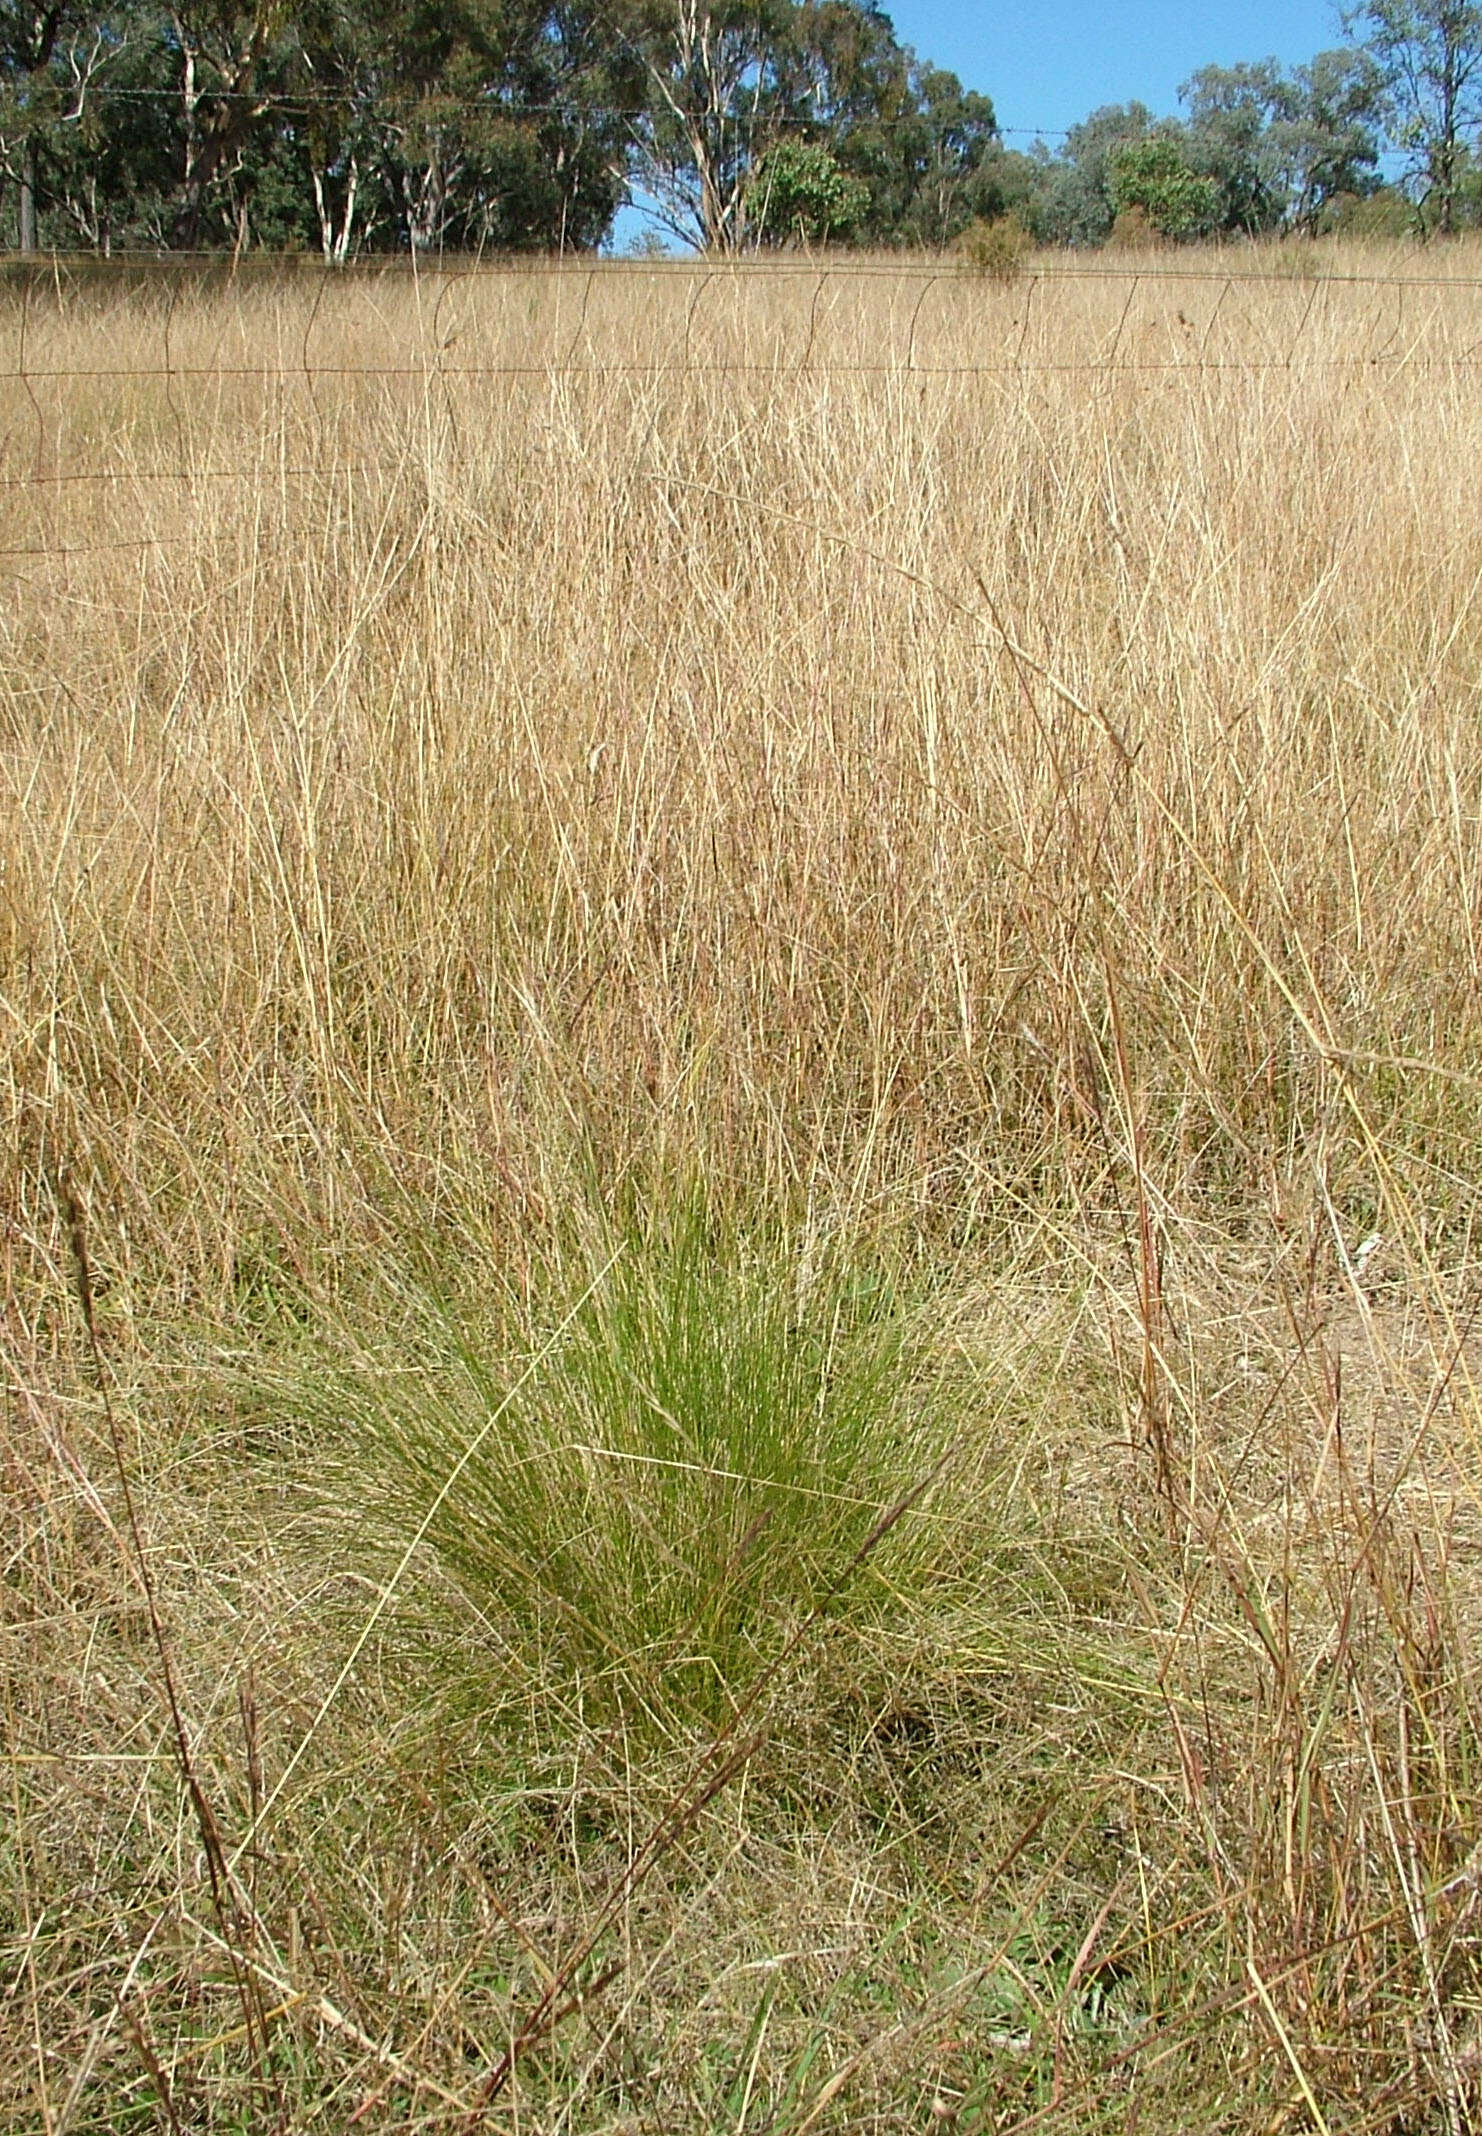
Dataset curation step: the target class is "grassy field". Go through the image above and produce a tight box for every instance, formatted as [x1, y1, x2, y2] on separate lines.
[5, 240, 1482, 2131]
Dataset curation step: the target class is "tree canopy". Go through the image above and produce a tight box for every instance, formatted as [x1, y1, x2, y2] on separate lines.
[1344, 0, 1482, 230]
[0, 0, 1002, 250]
[0, 0, 1476, 252]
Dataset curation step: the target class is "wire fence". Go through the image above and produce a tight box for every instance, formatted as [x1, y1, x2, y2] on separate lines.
[9, 246, 1482, 283]
[3, 256, 1479, 563]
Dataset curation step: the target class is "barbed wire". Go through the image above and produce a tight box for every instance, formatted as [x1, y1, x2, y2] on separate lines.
[1, 352, 1475, 390]
[1, 251, 1475, 284]
[0, 80, 1420, 159]
[0, 80, 1210, 142]
[0, 82, 1056, 125]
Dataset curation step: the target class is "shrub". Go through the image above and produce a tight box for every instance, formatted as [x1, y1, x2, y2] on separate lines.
[746, 140, 869, 247]
[1320, 187, 1417, 238]
[1107, 137, 1219, 242]
[958, 212, 1034, 282]
[1107, 203, 1163, 250]
[623, 227, 674, 259]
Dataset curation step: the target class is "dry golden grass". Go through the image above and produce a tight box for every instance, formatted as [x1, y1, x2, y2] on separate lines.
[4, 243, 1482, 2132]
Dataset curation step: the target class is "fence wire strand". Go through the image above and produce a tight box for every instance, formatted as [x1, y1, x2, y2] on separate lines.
[3, 259, 1478, 563]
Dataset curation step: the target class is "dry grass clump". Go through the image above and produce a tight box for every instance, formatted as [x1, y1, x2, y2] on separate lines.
[958, 215, 1036, 281]
[4, 248, 1482, 2130]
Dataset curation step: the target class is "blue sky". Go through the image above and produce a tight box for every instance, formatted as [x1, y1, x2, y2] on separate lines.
[886, 0, 1350, 143]
[611, 0, 1364, 247]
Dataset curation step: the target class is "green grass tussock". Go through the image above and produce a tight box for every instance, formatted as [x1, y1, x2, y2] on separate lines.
[279, 1210, 938, 1737]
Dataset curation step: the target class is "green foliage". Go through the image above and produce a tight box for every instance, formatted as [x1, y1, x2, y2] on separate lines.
[0, 0, 635, 253]
[747, 138, 869, 243]
[834, 61, 1006, 247]
[623, 225, 675, 257]
[1180, 51, 1385, 234]
[297, 1211, 939, 1735]
[0, 0, 1008, 254]
[1025, 102, 1155, 247]
[1177, 60, 1287, 233]
[1107, 135, 1220, 240]
[1346, 0, 1482, 232]
[1321, 181, 1417, 232]
[1017, 48, 1386, 247]
[0, 0, 1468, 254]
[626, 5, 1001, 252]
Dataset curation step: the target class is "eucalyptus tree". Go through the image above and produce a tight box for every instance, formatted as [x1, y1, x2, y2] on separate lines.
[839, 58, 1000, 245]
[1181, 50, 1384, 232]
[1346, 0, 1482, 229]
[1028, 101, 1155, 246]
[619, 0, 1000, 251]
[0, 0, 138, 246]
[618, 0, 790, 248]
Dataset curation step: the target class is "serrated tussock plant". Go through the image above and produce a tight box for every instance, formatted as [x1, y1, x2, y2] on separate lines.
[296, 1210, 932, 1736]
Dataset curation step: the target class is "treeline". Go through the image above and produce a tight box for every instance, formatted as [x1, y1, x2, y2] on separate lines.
[1, 0, 1480, 256]
[0, 0, 1003, 255]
